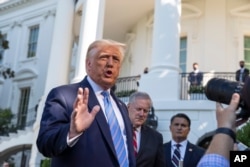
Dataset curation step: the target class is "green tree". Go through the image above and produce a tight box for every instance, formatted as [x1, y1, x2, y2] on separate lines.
[41, 158, 51, 167]
[0, 108, 16, 136]
[0, 31, 15, 79]
[236, 121, 250, 147]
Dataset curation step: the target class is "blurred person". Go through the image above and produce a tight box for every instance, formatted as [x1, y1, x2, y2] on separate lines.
[143, 67, 149, 74]
[188, 62, 203, 87]
[236, 60, 249, 83]
[127, 91, 165, 167]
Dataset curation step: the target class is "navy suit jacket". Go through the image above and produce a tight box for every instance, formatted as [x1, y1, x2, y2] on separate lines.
[136, 125, 165, 167]
[188, 71, 203, 86]
[236, 68, 249, 82]
[164, 141, 205, 167]
[36, 76, 136, 167]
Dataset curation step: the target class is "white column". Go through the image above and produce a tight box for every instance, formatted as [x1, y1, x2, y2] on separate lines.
[139, 0, 181, 102]
[203, 0, 226, 70]
[29, 1, 74, 166]
[71, 0, 105, 83]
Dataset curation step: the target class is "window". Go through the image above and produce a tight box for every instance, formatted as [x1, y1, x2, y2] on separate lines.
[0, 33, 7, 64]
[17, 87, 30, 129]
[244, 36, 250, 69]
[180, 37, 187, 72]
[27, 25, 39, 58]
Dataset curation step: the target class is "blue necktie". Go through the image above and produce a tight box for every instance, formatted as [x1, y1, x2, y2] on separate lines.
[172, 143, 181, 167]
[102, 91, 128, 167]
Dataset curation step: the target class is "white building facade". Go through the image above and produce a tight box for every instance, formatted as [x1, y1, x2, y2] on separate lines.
[0, 0, 250, 166]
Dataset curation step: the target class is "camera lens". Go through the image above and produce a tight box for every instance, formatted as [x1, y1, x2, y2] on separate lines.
[205, 77, 250, 124]
[205, 78, 243, 106]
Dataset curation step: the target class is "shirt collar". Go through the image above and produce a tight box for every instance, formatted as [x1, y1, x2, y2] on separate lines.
[171, 139, 188, 147]
[87, 76, 110, 94]
[133, 126, 141, 133]
[194, 69, 199, 73]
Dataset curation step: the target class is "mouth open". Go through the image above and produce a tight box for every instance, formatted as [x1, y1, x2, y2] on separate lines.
[105, 70, 113, 77]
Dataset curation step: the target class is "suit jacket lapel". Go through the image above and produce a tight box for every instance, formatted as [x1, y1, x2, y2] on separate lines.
[183, 142, 193, 167]
[80, 78, 117, 157]
[137, 126, 148, 157]
[167, 142, 173, 167]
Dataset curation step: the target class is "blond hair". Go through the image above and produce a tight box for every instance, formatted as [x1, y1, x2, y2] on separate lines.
[86, 39, 126, 59]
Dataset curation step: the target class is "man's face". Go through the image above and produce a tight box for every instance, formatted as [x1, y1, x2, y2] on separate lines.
[193, 64, 198, 70]
[170, 117, 190, 142]
[128, 98, 151, 128]
[240, 62, 244, 68]
[86, 46, 122, 90]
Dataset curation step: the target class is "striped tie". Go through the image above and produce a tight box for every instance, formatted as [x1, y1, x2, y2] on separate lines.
[133, 128, 137, 156]
[102, 91, 129, 167]
[172, 143, 181, 167]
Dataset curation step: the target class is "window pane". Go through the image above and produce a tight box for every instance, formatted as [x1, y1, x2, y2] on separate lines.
[244, 36, 250, 48]
[180, 37, 187, 49]
[179, 37, 187, 72]
[27, 25, 39, 58]
[180, 51, 187, 62]
[244, 50, 250, 60]
[244, 36, 250, 69]
[17, 87, 30, 129]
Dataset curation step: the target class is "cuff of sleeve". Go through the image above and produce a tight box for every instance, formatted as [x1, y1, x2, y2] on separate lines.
[215, 127, 236, 143]
[67, 132, 82, 147]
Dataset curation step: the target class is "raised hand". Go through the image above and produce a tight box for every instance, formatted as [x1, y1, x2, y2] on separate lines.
[216, 93, 240, 131]
[69, 87, 100, 138]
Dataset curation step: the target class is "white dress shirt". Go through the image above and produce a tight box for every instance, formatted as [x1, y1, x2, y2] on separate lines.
[171, 140, 188, 161]
[67, 76, 128, 156]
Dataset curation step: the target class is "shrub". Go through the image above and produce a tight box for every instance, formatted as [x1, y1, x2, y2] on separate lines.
[0, 108, 16, 136]
[41, 158, 51, 167]
[115, 90, 137, 97]
[237, 121, 250, 147]
[188, 85, 204, 94]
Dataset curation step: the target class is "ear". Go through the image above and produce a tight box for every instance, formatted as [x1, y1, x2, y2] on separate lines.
[127, 103, 130, 108]
[127, 104, 131, 113]
[86, 58, 91, 70]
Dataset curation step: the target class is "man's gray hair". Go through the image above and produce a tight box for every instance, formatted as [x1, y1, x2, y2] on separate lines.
[128, 91, 152, 105]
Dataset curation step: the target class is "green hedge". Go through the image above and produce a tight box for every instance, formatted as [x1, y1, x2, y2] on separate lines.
[237, 121, 250, 147]
[0, 108, 16, 136]
[41, 158, 51, 167]
[188, 86, 205, 94]
[115, 90, 137, 97]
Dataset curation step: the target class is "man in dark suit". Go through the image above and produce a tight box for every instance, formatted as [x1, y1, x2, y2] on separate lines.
[188, 62, 203, 87]
[236, 60, 249, 83]
[164, 113, 205, 167]
[127, 91, 165, 167]
[36, 39, 136, 167]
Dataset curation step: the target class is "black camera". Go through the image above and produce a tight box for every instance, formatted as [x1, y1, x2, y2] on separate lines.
[205, 77, 250, 120]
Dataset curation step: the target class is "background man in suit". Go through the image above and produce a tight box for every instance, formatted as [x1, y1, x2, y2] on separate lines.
[188, 62, 203, 87]
[36, 39, 136, 167]
[127, 91, 165, 167]
[236, 60, 249, 83]
[164, 113, 205, 167]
